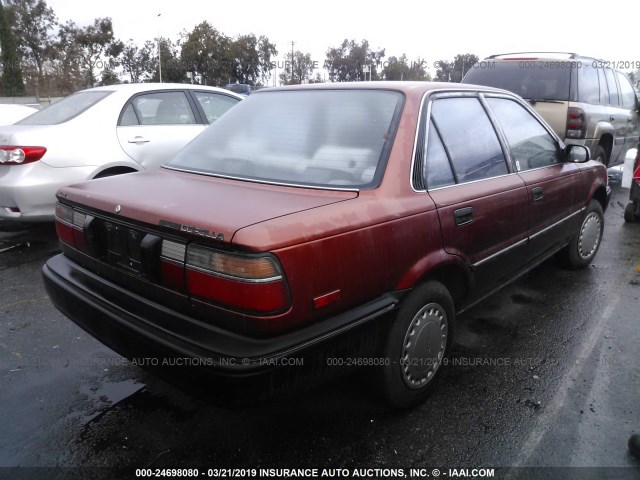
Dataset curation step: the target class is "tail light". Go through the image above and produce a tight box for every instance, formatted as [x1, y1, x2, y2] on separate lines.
[55, 203, 82, 246]
[186, 245, 290, 314]
[55, 202, 291, 316]
[0, 146, 46, 164]
[566, 107, 585, 139]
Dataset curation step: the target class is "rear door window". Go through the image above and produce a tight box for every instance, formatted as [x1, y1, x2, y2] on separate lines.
[121, 91, 196, 126]
[604, 69, 620, 106]
[424, 123, 456, 189]
[486, 97, 561, 171]
[616, 72, 637, 109]
[430, 97, 508, 183]
[577, 63, 600, 104]
[597, 68, 609, 105]
[191, 92, 240, 124]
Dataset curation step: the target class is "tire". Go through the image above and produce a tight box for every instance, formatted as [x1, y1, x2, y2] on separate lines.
[378, 281, 454, 408]
[594, 145, 608, 166]
[558, 199, 604, 269]
[624, 202, 636, 223]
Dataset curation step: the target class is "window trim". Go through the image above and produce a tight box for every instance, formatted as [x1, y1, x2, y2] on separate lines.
[411, 89, 566, 192]
[412, 90, 515, 191]
[117, 89, 202, 127]
[481, 93, 564, 173]
[187, 90, 242, 125]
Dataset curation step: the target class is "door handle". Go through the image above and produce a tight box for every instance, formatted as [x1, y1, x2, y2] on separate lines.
[609, 116, 615, 122]
[532, 187, 544, 201]
[454, 207, 474, 226]
[128, 136, 150, 144]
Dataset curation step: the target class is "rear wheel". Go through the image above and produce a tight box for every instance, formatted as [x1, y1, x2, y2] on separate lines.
[378, 281, 454, 408]
[625, 202, 637, 223]
[594, 145, 608, 166]
[558, 199, 604, 269]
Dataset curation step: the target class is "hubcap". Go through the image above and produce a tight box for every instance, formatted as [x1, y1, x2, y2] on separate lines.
[578, 212, 602, 259]
[401, 303, 448, 389]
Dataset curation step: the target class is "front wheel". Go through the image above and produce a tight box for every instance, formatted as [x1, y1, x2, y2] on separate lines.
[558, 199, 604, 269]
[377, 281, 454, 408]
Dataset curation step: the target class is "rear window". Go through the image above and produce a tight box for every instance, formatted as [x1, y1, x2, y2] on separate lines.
[17, 91, 112, 125]
[463, 61, 573, 101]
[166, 89, 403, 189]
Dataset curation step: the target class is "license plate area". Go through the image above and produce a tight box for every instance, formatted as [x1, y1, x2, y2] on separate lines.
[103, 221, 144, 275]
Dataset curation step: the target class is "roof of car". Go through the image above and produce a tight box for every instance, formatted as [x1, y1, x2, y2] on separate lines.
[80, 83, 243, 98]
[255, 81, 509, 95]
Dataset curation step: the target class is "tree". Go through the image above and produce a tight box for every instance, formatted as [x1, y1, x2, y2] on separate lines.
[230, 34, 276, 85]
[180, 22, 231, 86]
[58, 18, 123, 88]
[324, 39, 385, 82]
[150, 37, 186, 83]
[434, 53, 479, 82]
[0, 1, 25, 95]
[279, 50, 315, 85]
[383, 54, 430, 81]
[5, 0, 56, 99]
[121, 40, 154, 83]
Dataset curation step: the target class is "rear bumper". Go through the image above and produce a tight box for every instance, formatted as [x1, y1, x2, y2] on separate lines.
[42, 254, 398, 378]
[0, 163, 95, 222]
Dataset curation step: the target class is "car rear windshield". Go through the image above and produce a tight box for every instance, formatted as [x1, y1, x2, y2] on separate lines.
[17, 91, 112, 125]
[166, 89, 404, 189]
[463, 61, 573, 101]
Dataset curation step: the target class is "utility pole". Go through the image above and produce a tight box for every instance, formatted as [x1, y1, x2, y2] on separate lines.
[291, 41, 295, 84]
[157, 13, 162, 83]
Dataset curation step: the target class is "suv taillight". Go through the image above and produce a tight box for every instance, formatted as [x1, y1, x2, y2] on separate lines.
[0, 146, 46, 164]
[566, 107, 586, 139]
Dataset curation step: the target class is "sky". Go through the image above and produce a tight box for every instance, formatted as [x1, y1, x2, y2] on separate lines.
[46, 0, 640, 83]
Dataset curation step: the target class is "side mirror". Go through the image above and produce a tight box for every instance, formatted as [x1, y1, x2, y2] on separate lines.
[566, 144, 590, 163]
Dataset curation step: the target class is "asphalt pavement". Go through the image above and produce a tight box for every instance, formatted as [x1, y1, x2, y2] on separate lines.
[1, 183, 639, 480]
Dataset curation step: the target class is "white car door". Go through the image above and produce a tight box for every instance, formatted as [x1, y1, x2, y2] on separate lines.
[117, 90, 206, 170]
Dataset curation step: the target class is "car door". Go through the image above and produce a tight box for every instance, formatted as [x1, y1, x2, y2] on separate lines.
[615, 71, 640, 150]
[117, 90, 206, 170]
[425, 95, 529, 298]
[484, 96, 585, 262]
[602, 68, 628, 165]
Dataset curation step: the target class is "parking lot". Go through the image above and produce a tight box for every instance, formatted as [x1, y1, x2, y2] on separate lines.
[1, 182, 639, 479]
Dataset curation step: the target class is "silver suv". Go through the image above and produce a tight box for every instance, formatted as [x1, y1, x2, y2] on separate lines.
[463, 52, 639, 166]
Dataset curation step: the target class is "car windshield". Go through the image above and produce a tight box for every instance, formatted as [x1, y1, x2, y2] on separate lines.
[464, 61, 574, 101]
[17, 91, 112, 125]
[166, 89, 403, 189]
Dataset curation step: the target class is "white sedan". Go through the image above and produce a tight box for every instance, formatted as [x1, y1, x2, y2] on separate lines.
[0, 83, 242, 222]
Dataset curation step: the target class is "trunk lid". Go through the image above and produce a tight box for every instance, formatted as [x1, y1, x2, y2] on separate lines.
[58, 168, 358, 246]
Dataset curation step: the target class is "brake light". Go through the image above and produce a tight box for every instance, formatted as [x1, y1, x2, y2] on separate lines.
[55, 202, 85, 247]
[566, 107, 586, 139]
[55, 206, 290, 317]
[0, 146, 46, 164]
[160, 240, 186, 291]
[186, 245, 290, 314]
